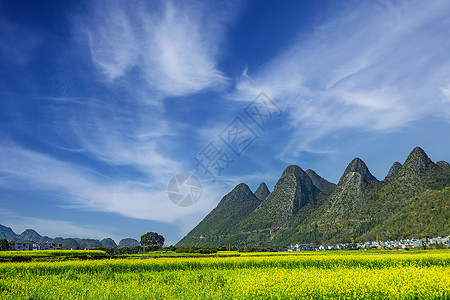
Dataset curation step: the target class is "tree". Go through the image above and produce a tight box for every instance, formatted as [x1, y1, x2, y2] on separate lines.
[140, 232, 164, 249]
[0, 239, 9, 251]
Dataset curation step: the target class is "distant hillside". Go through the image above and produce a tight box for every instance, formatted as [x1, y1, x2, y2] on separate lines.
[0, 225, 20, 241]
[177, 147, 450, 249]
[118, 238, 140, 247]
[20, 229, 53, 243]
[0, 226, 129, 249]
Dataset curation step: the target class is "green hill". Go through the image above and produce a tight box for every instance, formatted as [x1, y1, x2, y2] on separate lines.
[176, 183, 263, 246]
[177, 147, 450, 249]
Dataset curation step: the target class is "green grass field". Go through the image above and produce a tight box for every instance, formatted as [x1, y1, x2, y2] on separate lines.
[0, 250, 449, 299]
[0, 250, 108, 262]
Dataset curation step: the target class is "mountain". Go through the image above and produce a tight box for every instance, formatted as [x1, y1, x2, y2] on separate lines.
[304, 147, 449, 244]
[239, 165, 329, 231]
[177, 166, 335, 248]
[176, 183, 263, 247]
[319, 158, 380, 223]
[392, 147, 434, 191]
[53, 237, 80, 250]
[101, 238, 118, 248]
[235, 165, 335, 248]
[254, 182, 270, 201]
[384, 162, 402, 182]
[0, 227, 53, 242]
[20, 229, 52, 243]
[358, 187, 450, 241]
[0, 225, 20, 241]
[118, 238, 140, 247]
[306, 169, 336, 195]
[0, 226, 119, 249]
[177, 146, 450, 248]
[20, 229, 41, 242]
[354, 147, 450, 242]
[78, 239, 103, 249]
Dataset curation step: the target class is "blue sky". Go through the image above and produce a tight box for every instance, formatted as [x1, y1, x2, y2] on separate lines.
[0, 0, 449, 245]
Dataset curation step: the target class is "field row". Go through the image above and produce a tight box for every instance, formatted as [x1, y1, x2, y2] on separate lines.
[0, 250, 108, 262]
[1, 252, 449, 275]
[0, 250, 240, 262]
[0, 251, 449, 299]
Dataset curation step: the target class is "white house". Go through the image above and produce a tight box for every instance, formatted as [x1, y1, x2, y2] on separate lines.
[36, 242, 62, 250]
[14, 240, 34, 251]
[290, 243, 315, 251]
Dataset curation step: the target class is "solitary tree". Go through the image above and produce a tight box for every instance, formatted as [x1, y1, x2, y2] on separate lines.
[140, 232, 164, 250]
[0, 239, 9, 251]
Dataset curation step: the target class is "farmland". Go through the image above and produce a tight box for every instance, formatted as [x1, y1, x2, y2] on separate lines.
[0, 250, 449, 299]
[0, 250, 108, 262]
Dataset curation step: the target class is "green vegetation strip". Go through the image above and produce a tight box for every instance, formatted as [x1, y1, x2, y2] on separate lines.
[0, 252, 448, 277]
[0, 250, 108, 262]
[0, 251, 449, 299]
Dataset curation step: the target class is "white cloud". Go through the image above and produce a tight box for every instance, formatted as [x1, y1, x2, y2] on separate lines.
[231, 0, 450, 160]
[442, 83, 450, 103]
[77, 0, 235, 97]
[0, 0, 243, 229]
[86, 4, 138, 79]
[0, 143, 221, 224]
[33, 94, 181, 180]
[71, 116, 181, 180]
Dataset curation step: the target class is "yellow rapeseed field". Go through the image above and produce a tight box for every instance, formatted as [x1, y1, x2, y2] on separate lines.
[0, 251, 449, 299]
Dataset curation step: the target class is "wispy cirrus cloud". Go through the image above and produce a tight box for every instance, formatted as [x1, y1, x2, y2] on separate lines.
[68, 99, 180, 178]
[75, 0, 238, 97]
[65, 0, 243, 181]
[0, 0, 247, 236]
[6, 94, 179, 181]
[232, 0, 450, 159]
[0, 143, 221, 224]
[442, 83, 450, 103]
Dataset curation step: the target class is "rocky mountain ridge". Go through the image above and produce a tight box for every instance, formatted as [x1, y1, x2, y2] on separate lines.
[0, 225, 139, 249]
[177, 147, 450, 248]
